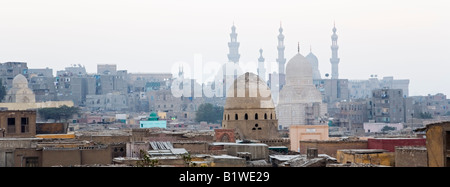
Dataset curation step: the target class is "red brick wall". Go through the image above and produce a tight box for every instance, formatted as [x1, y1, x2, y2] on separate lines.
[368, 138, 426, 152]
[214, 129, 235, 142]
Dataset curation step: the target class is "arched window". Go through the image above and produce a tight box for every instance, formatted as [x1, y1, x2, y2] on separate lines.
[255, 113, 258, 120]
[270, 113, 273, 119]
[235, 114, 238, 120]
[228, 114, 230, 121]
[245, 113, 248, 120]
[264, 113, 267, 120]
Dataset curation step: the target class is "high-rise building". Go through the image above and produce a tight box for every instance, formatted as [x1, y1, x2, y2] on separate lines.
[368, 88, 406, 123]
[330, 23, 340, 79]
[257, 48, 266, 82]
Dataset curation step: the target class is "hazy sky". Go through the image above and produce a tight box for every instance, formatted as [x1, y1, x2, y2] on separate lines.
[0, 0, 449, 96]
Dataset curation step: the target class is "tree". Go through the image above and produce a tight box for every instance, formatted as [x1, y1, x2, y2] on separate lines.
[136, 149, 158, 167]
[0, 79, 6, 102]
[195, 103, 224, 124]
[418, 112, 432, 119]
[37, 105, 80, 122]
[381, 125, 396, 132]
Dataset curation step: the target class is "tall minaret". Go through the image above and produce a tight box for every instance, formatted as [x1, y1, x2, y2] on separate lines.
[227, 23, 240, 64]
[330, 23, 340, 79]
[277, 23, 287, 90]
[257, 48, 266, 81]
[277, 24, 286, 75]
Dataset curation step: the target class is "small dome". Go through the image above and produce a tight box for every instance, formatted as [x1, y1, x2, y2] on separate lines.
[12, 74, 28, 88]
[225, 72, 274, 110]
[306, 52, 318, 63]
[306, 52, 322, 80]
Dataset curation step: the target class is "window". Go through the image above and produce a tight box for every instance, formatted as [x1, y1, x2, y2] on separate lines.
[21, 117, 29, 133]
[255, 113, 258, 120]
[7, 118, 15, 133]
[25, 157, 39, 167]
[227, 114, 230, 121]
[235, 114, 238, 120]
[245, 113, 248, 120]
[252, 124, 261, 131]
[264, 113, 267, 120]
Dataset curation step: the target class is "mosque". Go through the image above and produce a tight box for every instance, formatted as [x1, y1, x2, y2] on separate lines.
[0, 74, 73, 110]
[221, 72, 279, 140]
[221, 23, 335, 140]
[276, 45, 328, 130]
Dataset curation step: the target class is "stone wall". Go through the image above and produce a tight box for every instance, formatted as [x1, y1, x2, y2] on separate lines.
[395, 146, 427, 167]
[300, 140, 368, 158]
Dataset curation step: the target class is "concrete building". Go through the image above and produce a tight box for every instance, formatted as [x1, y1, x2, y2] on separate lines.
[222, 72, 279, 140]
[28, 67, 53, 77]
[0, 62, 28, 89]
[348, 76, 410, 99]
[368, 88, 406, 123]
[277, 52, 327, 129]
[313, 79, 349, 104]
[29, 76, 57, 102]
[97, 64, 117, 75]
[411, 93, 450, 117]
[334, 99, 368, 132]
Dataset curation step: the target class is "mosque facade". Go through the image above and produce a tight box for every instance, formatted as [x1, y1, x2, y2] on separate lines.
[276, 50, 328, 130]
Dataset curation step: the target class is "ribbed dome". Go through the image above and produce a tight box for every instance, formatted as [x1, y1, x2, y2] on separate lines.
[225, 72, 274, 110]
[285, 53, 313, 86]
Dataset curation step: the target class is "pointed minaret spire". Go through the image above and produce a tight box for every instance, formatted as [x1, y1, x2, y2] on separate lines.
[228, 23, 240, 64]
[330, 22, 340, 79]
[277, 24, 286, 74]
[257, 48, 266, 81]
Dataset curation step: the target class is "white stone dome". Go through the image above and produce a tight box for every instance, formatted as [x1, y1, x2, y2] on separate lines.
[285, 53, 313, 86]
[12, 74, 28, 88]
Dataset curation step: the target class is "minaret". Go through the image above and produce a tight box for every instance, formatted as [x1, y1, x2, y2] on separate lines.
[257, 48, 266, 81]
[277, 24, 286, 74]
[330, 23, 340, 79]
[277, 23, 287, 89]
[227, 23, 240, 64]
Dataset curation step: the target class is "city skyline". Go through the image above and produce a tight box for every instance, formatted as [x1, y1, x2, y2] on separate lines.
[0, 0, 449, 96]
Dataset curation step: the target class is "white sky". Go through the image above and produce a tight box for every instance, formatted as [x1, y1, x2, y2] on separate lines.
[0, 0, 449, 96]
